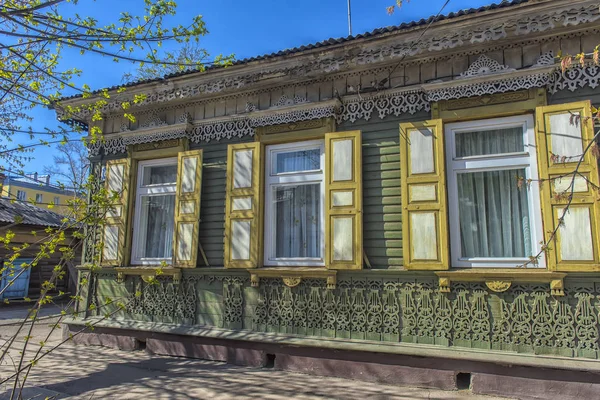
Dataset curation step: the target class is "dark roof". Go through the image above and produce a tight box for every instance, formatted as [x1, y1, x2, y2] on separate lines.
[0, 197, 76, 228]
[60, 0, 528, 101]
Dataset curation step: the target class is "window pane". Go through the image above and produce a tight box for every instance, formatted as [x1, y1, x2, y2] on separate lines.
[273, 184, 321, 258]
[457, 168, 531, 258]
[142, 164, 177, 185]
[455, 127, 524, 157]
[274, 149, 320, 174]
[138, 194, 175, 259]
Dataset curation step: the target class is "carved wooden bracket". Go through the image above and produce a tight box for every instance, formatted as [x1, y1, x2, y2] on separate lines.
[114, 267, 182, 285]
[249, 268, 337, 290]
[435, 270, 567, 296]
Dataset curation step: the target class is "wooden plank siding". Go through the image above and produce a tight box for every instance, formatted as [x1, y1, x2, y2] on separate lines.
[191, 137, 252, 267]
[96, 33, 600, 135]
[340, 111, 429, 269]
[0, 225, 76, 297]
[186, 111, 428, 270]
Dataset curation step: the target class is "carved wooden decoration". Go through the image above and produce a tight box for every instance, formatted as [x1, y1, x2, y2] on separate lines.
[282, 277, 302, 288]
[485, 281, 512, 293]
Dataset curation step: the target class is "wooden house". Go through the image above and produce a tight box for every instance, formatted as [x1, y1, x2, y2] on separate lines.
[59, 0, 600, 397]
[0, 197, 78, 300]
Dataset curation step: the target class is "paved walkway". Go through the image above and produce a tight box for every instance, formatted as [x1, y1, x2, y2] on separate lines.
[0, 305, 512, 400]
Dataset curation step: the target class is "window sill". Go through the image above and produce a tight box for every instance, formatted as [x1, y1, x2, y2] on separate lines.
[115, 267, 182, 284]
[435, 269, 567, 296]
[249, 267, 337, 289]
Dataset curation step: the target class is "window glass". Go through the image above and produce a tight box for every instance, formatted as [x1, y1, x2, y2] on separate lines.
[142, 164, 177, 186]
[455, 126, 523, 158]
[446, 115, 542, 268]
[16, 190, 26, 201]
[35, 194, 43, 203]
[457, 168, 531, 258]
[132, 158, 177, 263]
[265, 141, 324, 266]
[273, 148, 321, 174]
[54, 196, 60, 205]
[137, 195, 175, 259]
[273, 184, 321, 258]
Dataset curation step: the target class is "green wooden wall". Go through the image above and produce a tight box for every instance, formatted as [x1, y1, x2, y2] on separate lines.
[186, 111, 429, 270]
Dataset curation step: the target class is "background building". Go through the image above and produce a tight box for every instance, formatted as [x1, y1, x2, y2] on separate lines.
[0, 173, 80, 216]
[0, 197, 80, 301]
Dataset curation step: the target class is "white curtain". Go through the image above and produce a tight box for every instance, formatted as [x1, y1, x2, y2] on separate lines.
[456, 127, 523, 158]
[142, 195, 175, 258]
[456, 128, 531, 258]
[275, 184, 320, 258]
[276, 149, 320, 173]
[140, 165, 176, 259]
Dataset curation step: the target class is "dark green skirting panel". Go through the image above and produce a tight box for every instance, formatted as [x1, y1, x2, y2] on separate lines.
[82, 269, 600, 360]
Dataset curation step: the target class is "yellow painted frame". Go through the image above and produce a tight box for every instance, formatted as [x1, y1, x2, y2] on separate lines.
[101, 158, 131, 267]
[399, 119, 449, 270]
[123, 139, 188, 266]
[224, 142, 262, 269]
[535, 100, 600, 271]
[173, 150, 204, 268]
[324, 130, 363, 270]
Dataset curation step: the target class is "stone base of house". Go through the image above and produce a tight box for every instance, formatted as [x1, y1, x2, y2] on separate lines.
[63, 323, 600, 400]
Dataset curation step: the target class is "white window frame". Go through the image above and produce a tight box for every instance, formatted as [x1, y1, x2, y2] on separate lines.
[35, 193, 43, 203]
[445, 115, 544, 268]
[131, 157, 177, 265]
[264, 140, 325, 267]
[53, 196, 60, 206]
[16, 190, 26, 201]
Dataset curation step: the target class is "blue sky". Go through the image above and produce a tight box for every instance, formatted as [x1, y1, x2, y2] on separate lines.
[18, 0, 493, 177]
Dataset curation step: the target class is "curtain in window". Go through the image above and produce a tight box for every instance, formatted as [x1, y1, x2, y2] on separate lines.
[456, 127, 523, 157]
[457, 169, 531, 258]
[143, 165, 177, 185]
[139, 165, 177, 259]
[276, 149, 320, 173]
[274, 184, 320, 258]
[142, 195, 175, 258]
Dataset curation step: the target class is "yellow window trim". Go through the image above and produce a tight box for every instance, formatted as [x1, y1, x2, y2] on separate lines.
[324, 130, 363, 270]
[400, 119, 449, 270]
[536, 100, 600, 272]
[173, 149, 204, 268]
[224, 142, 262, 269]
[432, 88, 546, 121]
[255, 118, 335, 144]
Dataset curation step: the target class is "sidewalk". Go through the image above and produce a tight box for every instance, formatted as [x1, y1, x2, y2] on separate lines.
[0, 302, 65, 321]
[0, 308, 512, 399]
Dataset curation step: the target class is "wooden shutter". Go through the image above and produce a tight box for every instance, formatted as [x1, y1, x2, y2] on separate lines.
[325, 130, 363, 270]
[224, 143, 262, 268]
[536, 101, 600, 271]
[173, 150, 203, 268]
[102, 159, 131, 266]
[399, 119, 449, 270]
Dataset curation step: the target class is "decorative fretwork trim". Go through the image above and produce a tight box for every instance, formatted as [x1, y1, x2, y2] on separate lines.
[336, 90, 430, 124]
[458, 55, 515, 78]
[189, 118, 253, 143]
[88, 65, 600, 156]
[66, 3, 600, 120]
[427, 71, 552, 102]
[548, 64, 600, 94]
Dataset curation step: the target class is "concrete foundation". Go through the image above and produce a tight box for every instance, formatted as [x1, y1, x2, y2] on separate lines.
[146, 338, 267, 367]
[64, 323, 600, 399]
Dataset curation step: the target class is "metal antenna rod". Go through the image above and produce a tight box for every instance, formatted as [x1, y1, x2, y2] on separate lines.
[347, 0, 353, 36]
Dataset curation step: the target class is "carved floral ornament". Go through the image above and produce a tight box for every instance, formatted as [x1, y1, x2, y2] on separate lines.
[88, 59, 600, 156]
